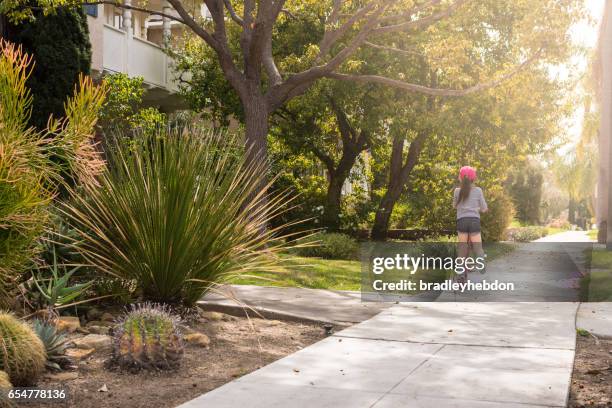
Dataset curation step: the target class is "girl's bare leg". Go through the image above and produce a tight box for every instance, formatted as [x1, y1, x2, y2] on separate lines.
[469, 233, 484, 255]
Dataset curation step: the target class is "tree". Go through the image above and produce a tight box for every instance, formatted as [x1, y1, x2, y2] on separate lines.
[6, 0, 584, 173]
[506, 162, 544, 225]
[7, 6, 91, 129]
[273, 80, 388, 231]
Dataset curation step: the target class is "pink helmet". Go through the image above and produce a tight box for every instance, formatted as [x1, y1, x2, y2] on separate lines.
[459, 166, 477, 181]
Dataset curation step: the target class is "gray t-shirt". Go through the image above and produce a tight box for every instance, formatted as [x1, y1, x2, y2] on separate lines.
[453, 186, 487, 219]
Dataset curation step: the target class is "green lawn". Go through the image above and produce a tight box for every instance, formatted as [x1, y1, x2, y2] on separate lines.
[581, 249, 612, 301]
[230, 243, 515, 291]
[231, 255, 362, 290]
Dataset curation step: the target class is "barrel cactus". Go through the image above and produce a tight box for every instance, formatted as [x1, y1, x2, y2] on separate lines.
[0, 371, 10, 389]
[0, 370, 12, 408]
[112, 304, 183, 370]
[0, 313, 46, 386]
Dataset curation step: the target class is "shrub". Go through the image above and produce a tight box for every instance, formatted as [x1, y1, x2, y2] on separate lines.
[0, 313, 46, 386]
[112, 304, 183, 370]
[507, 226, 549, 242]
[31, 319, 72, 371]
[62, 129, 292, 306]
[296, 232, 359, 260]
[98, 73, 165, 138]
[480, 186, 514, 242]
[0, 40, 104, 306]
[9, 6, 91, 130]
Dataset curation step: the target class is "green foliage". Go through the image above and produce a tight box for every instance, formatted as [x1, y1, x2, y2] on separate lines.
[62, 129, 295, 306]
[98, 73, 166, 137]
[9, 6, 91, 130]
[30, 248, 92, 310]
[0, 40, 104, 306]
[0, 313, 46, 386]
[507, 163, 544, 225]
[480, 187, 515, 242]
[576, 328, 590, 337]
[31, 319, 71, 371]
[296, 232, 359, 260]
[506, 226, 549, 242]
[112, 303, 183, 370]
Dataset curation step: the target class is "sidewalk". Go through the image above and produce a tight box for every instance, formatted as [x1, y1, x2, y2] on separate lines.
[180, 302, 578, 408]
[183, 231, 595, 407]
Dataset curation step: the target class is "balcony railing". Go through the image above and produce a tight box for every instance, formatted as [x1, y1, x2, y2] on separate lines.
[102, 24, 179, 92]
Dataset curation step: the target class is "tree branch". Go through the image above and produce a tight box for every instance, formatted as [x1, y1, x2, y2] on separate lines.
[325, 48, 543, 97]
[223, 0, 243, 25]
[312, 145, 336, 173]
[364, 41, 426, 58]
[378, 0, 442, 24]
[372, 0, 469, 35]
[317, 2, 377, 62]
[166, 0, 217, 47]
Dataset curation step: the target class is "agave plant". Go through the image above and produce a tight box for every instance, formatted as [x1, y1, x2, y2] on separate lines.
[31, 319, 72, 371]
[62, 129, 295, 306]
[31, 248, 92, 311]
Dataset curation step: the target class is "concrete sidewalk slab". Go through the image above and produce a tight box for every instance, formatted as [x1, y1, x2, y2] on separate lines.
[336, 302, 578, 349]
[225, 336, 442, 392]
[388, 345, 573, 406]
[199, 284, 391, 325]
[577, 302, 612, 337]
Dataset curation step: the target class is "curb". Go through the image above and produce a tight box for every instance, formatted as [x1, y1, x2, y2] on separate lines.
[196, 301, 352, 328]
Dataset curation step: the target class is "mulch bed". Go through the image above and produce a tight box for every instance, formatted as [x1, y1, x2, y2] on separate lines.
[27, 312, 327, 408]
[569, 334, 612, 407]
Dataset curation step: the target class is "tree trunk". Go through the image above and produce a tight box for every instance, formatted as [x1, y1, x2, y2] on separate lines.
[371, 184, 403, 240]
[242, 91, 271, 231]
[322, 175, 345, 231]
[568, 197, 576, 225]
[371, 133, 425, 241]
[243, 94, 269, 170]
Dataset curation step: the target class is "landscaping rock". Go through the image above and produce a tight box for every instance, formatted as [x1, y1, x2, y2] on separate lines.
[66, 348, 95, 360]
[201, 311, 224, 321]
[73, 334, 112, 352]
[87, 325, 110, 335]
[86, 307, 103, 322]
[100, 313, 115, 322]
[86, 320, 113, 327]
[45, 371, 79, 382]
[184, 333, 211, 348]
[56, 316, 81, 333]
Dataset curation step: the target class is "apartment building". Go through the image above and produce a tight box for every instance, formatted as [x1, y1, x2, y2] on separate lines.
[84, 1, 207, 111]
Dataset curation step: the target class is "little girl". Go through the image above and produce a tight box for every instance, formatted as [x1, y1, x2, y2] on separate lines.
[453, 166, 487, 274]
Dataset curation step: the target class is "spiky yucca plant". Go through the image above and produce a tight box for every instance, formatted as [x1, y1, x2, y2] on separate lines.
[31, 319, 72, 371]
[112, 303, 183, 370]
[0, 313, 46, 386]
[62, 129, 295, 306]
